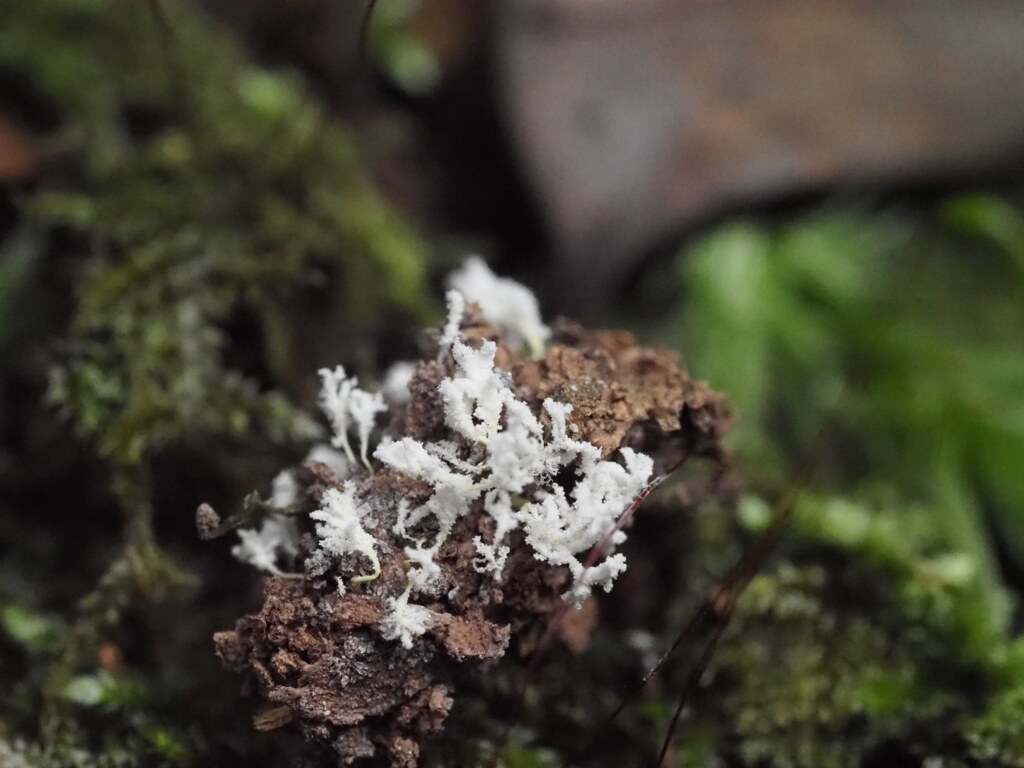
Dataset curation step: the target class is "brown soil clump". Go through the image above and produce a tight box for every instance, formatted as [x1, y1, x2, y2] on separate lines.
[213, 313, 730, 765]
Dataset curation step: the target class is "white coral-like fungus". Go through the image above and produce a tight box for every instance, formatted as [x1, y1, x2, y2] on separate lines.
[437, 289, 465, 361]
[305, 443, 351, 479]
[297, 260, 655, 649]
[310, 485, 381, 590]
[318, 366, 386, 470]
[448, 256, 550, 357]
[520, 446, 651, 605]
[380, 361, 418, 405]
[375, 327, 653, 607]
[270, 469, 299, 508]
[437, 339, 508, 442]
[232, 513, 300, 575]
[380, 590, 435, 649]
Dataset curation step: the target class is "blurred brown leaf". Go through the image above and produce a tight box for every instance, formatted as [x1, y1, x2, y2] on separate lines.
[497, 0, 1024, 306]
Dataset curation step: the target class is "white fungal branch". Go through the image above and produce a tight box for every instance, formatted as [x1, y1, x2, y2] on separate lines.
[375, 320, 654, 608]
[232, 513, 300, 575]
[348, 389, 387, 469]
[381, 361, 417, 405]
[318, 366, 386, 471]
[437, 290, 465, 361]
[472, 489, 517, 578]
[270, 469, 299, 508]
[380, 589, 435, 649]
[318, 366, 356, 462]
[305, 443, 351, 479]
[310, 486, 382, 590]
[447, 256, 550, 357]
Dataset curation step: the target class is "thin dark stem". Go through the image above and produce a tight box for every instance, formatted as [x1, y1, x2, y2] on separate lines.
[609, 399, 847, 765]
[491, 469, 675, 765]
[655, 594, 734, 767]
[605, 585, 723, 725]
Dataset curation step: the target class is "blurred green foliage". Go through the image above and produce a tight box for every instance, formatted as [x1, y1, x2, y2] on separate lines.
[676, 199, 1024, 570]
[1, 0, 429, 468]
[658, 196, 1024, 766]
[0, 228, 45, 356]
[366, 0, 443, 95]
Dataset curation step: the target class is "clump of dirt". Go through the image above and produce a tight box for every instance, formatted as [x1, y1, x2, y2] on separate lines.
[212, 307, 730, 766]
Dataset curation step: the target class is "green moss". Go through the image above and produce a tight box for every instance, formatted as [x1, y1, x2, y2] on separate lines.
[0, 1, 431, 763]
[967, 676, 1024, 765]
[661, 489, 1018, 768]
[1, 0, 429, 467]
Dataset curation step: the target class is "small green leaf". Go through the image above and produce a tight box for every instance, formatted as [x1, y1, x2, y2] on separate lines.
[62, 674, 107, 707]
[0, 603, 60, 652]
